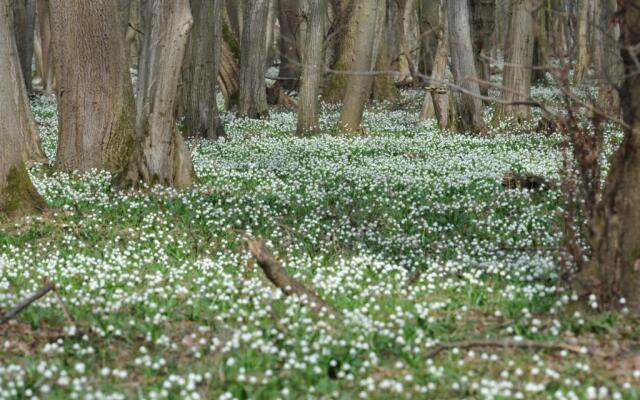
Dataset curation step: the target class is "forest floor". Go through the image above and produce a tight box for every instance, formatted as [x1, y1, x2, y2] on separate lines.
[0, 89, 639, 399]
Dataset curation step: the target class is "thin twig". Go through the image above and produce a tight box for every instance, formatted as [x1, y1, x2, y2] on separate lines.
[0, 282, 55, 324]
[425, 339, 588, 359]
[52, 289, 75, 325]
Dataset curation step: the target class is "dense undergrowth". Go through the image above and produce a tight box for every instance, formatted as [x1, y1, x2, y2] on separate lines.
[0, 90, 638, 399]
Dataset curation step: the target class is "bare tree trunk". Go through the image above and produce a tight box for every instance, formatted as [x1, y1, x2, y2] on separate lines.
[448, 0, 485, 132]
[470, 0, 496, 99]
[323, 0, 356, 103]
[49, 0, 135, 173]
[182, 0, 225, 140]
[531, 2, 549, 84]
[35, 0, 54, 93]
[238, 0, 270, 118]
[12, 0, 36, 92]
[573, 0, 592, 85]
[338, 0, 383, 132]
[297, 0, 326, 134]
[593, 0, 621, 114]
[576, 0, 640, 309]
[121, 0, 194, 188]
[0, 0, 45, 219]
[493, 0, 535, 123]
[225, 0, 243, 39]
[420, 0, 447, 120]
[418, 0, 440, 77]
[277, 0, 301, 90]
[372, 2, 400, 102]
[218, 38, 240, 109]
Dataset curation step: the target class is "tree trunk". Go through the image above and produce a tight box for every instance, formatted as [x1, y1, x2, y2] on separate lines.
[593, 0, 621, 115]
[470, 0, 495, 98]
[121, 0, 194, 188]
[531, 2, 549, 84]
[418, 0, 440, 77]
[182, 0, 225, 140]
[225, 0, 243, 39]
[238, 0, 270, 118]
[0, 0, 45, 219]
[49, 0, 135, 173]
[420, 0, 447, 120]
[323, 0, 357, 103]
[277, 0, 301, 90]
[338, 0, 383, 132]
[35, 0, 54, 93]
[12, 0, 36, 93]
[448, 0, 485, 132]
[573, 0, 592, 85]
[576, 0, 640, 309]
[297, 0, 326, 134]
[218, 38, 240, 109]
[371, 2, 401, 103]
[493, 0, 535, 123]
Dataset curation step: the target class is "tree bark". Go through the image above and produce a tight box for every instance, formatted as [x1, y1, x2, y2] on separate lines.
[277, 0, 301, 90]
[420, 0, 447, 120]
[121, 0, 194, 188]
[573, 0, 593, 85]
[576, 0, 640, 309]
[493, 0, 535, 123]
[12, 0, 36, 92]
[182, 0, 225, 140]
[35, 0, 54, 93]
[238, 0, 270, 118]
[49, 0, 135, 173]
[338, 0, 383, 132]
[418, 0, 440, 77]
[371, 2, 400, 103]
[447, 0, 485, 132]
[470, 0, 495, 98]
[0, 0, 45, 219]
[593, 0, 622, 114]
[297, 0, 326, 134]
[322, 0, 357, 103]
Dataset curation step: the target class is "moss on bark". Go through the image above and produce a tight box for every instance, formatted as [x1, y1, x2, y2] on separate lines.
[1, 163, 46, 220]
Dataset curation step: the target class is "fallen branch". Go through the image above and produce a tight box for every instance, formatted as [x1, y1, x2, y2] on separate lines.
[425, 339, 588, 359]
[248, 239, 340, 318]
[0, 282, 56, 324]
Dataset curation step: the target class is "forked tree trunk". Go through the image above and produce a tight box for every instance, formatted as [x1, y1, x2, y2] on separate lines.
[277, 0, 302, 90]
[0, 0, 45, 219]
[493, 0, 535, 123]
[122, 0, 194, 188]
[182, 0, 225, 140]
[448, 0, 485, 132]
[297, 0, 326, 134]
[12, 0, 36, 92]
[238, 0, 270, 118]
[338, 0, 383, 132]
[49, 0, 135, 173]
[420, 0, 447, 120]
[576, 0, 640, 309]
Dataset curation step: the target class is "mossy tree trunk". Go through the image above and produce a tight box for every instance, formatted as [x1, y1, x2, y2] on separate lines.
[322, 0, 356, 103]
[493, 0, 535, 124]
[576, 0, 640, 309]
[448, 0, 485, 133]
[297, 0, 326, 134]
[0, 0, 45, 219]
[121, 0, 195, 188]
[181, 0, 225, 140]
[237, 0, 270, 118]
[338, 0, 383, 132]
[49, 0, 135, 173]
